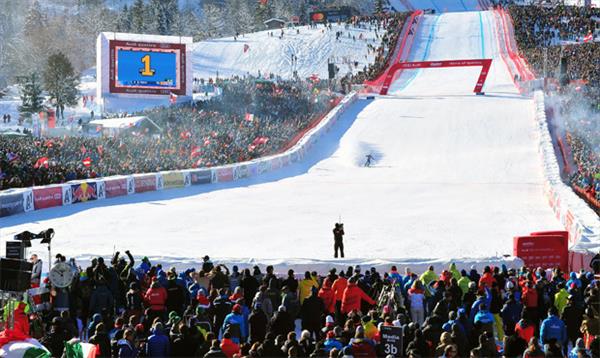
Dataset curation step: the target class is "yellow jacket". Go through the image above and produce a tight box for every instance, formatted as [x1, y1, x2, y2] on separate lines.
[299, 278, 319, 304]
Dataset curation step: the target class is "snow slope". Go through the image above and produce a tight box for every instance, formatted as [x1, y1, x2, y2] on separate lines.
[1, 10, 562, 272]
[192, 23, 381, 80]
[388, 0, 489, 12]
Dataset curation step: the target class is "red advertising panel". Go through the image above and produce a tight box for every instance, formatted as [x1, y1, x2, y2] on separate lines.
[105, 178, 128, 198]
[217, 168, 233, 182]
[33, 187, 63, 210]
[513, 235, 568, 272]
[134, 175, 157, 193]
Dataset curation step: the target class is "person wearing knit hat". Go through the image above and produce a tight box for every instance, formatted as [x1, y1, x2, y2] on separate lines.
[323, 329, 343, 352]
[219, 302, 246, 344]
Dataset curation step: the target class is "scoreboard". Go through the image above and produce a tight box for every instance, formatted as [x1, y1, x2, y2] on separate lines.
[109, 40, 186, 95]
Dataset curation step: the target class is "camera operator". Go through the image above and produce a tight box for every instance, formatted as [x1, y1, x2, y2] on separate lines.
[333, 223, 345, 258]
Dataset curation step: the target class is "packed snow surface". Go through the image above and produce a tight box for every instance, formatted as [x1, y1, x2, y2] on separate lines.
[1, 11, 562, 271]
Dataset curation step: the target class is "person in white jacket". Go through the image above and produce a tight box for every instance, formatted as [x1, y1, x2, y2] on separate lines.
[30, 254, 43, 287]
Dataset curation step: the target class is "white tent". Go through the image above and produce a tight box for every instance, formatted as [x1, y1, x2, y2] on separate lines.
[89, 116, 162, 136]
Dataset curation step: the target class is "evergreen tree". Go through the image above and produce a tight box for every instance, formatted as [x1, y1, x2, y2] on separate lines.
[43, 52, 79, 120]
[149, 0, 179, 35]
[254, 0, 274, 29]
[18, 73, 44, 119]
[117, 4, 132, 32]
[202, 3, 226, 37]
[130, 0, 146, 33]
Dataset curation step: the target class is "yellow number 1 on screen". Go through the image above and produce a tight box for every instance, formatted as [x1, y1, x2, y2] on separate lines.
[140, 54, 155, 76]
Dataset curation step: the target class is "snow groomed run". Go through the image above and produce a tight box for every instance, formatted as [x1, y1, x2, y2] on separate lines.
[1, 10, 564, 271]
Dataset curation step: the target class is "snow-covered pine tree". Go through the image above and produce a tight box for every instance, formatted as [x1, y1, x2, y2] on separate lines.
[130, 0, 147, 34]
[149, 0, 179, 35]
[18, 73, 44, 119]
[254, 0, 274, 30]
[117, 4, 132, 32]
[43, 52, 79, 120]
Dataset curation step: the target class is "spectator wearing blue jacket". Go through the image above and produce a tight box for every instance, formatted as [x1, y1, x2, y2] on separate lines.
[566, 272, 582, 290]
[540, 307, 567, 348]
[323, 330, 343, 352]
[500, 293, 523, 335]
[474, 304, 495, 336]
[146, 322, 170, 357]
[220, 304, 247, 344]
[469, 287, 491, 323]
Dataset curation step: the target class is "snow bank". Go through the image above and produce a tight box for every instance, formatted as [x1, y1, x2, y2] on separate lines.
[533, 91, 600, 252]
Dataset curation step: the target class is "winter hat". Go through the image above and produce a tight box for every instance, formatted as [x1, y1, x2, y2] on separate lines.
[326, 330, 335, 339]
[354, 265, 361, 273]
[460, 269, 467, 276]
[325, 315, 335, 326]
[233, 304, 242, 314]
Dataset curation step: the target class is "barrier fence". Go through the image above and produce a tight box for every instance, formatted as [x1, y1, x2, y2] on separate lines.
[0, 93, 359, 219]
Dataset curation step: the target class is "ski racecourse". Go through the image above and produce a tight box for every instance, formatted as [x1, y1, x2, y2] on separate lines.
[0, 9, 567, 271]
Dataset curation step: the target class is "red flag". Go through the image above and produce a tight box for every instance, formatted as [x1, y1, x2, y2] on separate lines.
[190, 146, 202, 158]
[244, 113, 254, 122]
[180, 131, 192, 140]
[583, 32, 593, 43]
[34, 157, 49, 169]
[203, 138, 211, 146]
[82, 157, 92, 167]
[169, 92, 178, 104]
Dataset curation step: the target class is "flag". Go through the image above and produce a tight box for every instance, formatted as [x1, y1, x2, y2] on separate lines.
[244, 113, 254, 122]
[34, 157, 49, 169]
[180, 131, 192, 140]
[583, 32, 593, 43]
[191, 146, 202, 158]
[243, 44, 250, 53]
[82, 157, 92, 167]
[169, 92, 178, 104]
[64, 339, 98, 358]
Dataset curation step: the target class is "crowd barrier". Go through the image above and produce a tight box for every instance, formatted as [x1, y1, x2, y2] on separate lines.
[533, 91, 600, 255]
[0, 93, 359, 219]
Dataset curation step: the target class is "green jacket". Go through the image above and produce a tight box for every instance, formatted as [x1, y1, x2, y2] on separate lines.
[554, 288, 569, 314]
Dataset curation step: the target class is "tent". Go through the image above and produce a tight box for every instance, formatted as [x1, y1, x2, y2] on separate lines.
[88, 116, 162, 136]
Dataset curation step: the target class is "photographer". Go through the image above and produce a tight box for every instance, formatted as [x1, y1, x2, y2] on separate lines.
[333, 223, 345, 258]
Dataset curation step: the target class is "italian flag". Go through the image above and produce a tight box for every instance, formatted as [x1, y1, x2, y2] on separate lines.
[0, 338, 50, 358]
[64, 339, 98, 358]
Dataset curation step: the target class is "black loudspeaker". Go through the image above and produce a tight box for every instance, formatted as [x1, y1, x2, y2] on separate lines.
[0, 258, 33, 292]
[559, 57, 569, 86]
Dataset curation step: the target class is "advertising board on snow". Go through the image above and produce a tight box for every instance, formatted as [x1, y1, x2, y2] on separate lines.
[189, 170, 212, 185]
[162, 172, 186, 189]
[104, 178, 129, 198]
[0, 191, 25, 217]
[134, 175, 157, 193]
[234, 165, 250, 180]
[62, 185, 72, 205]
[33, 186, 63, 210]
[71, 182, 98, 203]
[216, 167, 234, 182]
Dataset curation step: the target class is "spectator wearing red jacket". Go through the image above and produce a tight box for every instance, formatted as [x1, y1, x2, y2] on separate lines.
[479, 266, 497, 289]
[341, 277, 375, 314]
[220, 332, 240, 358]
[318, 278, 336, 315]
[145, 279, 167, 322]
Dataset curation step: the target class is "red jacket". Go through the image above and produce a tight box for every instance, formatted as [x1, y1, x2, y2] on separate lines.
[479, 272, 496, 289]
[318, 278, 336, 314]
[522, 286, 538, 308]
[220, 338, 240, 358]
[332, 277, 348, 302]
[341, 282, 375, 314]
[515, 321, 535, 344]
[145, 286, 167, 311]
[351, 339, 377, 357]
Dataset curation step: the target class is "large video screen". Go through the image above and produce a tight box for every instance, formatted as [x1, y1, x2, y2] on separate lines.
[109, 40, 187, 96]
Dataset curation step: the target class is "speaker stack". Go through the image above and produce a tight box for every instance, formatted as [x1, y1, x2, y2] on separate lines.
[0, 258, 33, 292]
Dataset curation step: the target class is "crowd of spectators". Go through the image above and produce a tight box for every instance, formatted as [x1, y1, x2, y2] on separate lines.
[0, 77, 338, 190]
[4, 252, 600, 357]
[508, 4, 600, 211]
[345, 13, 410, 85]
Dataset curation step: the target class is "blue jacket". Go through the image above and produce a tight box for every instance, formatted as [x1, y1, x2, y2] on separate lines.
[540, 315, 567, 344]
[474, 310, 495, 325]
[117, 339, 139, 357]
[220, 312, 246, 344]
[566, 272, 581, 289]
[146, 327, 170, 357]
[500, 300, 523, 324]
[323, 338, 344, 352]
[469, 288, 491, 323]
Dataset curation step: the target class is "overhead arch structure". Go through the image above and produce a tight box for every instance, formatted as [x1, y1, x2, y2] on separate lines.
[380, 58, 492, 95]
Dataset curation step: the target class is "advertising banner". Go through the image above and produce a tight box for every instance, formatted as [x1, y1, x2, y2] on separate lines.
[23, 189, 34, 212]
[127, 176, 135, 194]
[234, 165, 250, 181]
[162, 172, 185, 189]
[134, 175, 157, 193]
[104, 178, 129, 198]
[0, 192, 25, 217]
[216, 167, 234, 183]
[156, 173, 164, 190]
[71, 182, 98, 203]
[257, 161, 271, 175]
[96, 180, 106, 200]
[271, 157, 282, 171]
[33, 186, 63, 210]
[190, 170, 212, 185]
[513, 235, 568, 272]
[62, 184, 72, 205]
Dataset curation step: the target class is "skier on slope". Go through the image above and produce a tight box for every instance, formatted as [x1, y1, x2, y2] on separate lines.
[364, 154, 374, 167]
[333, 223, 345, 258]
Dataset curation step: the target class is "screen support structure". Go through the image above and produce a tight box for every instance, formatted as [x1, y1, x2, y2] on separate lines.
[380, 59, 493, 95]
